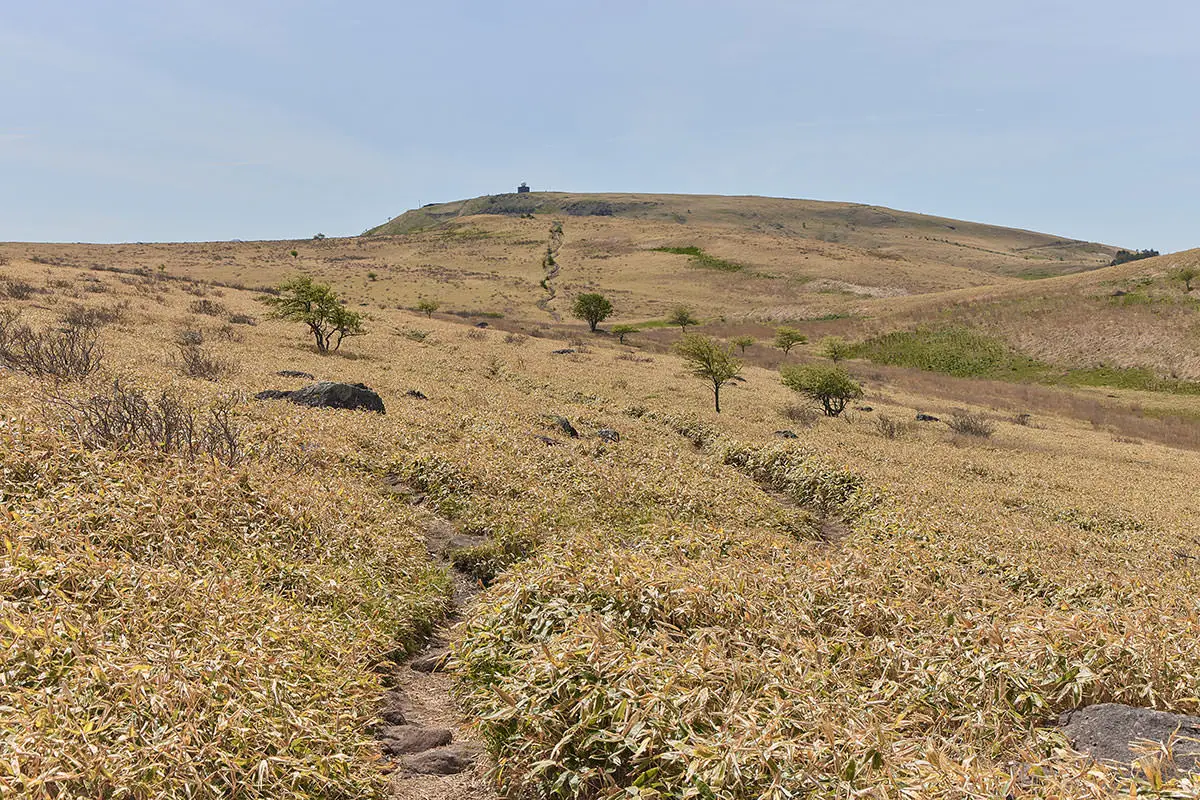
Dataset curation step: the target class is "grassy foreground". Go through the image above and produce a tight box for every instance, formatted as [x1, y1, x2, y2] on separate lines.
[2, 251, 1200, 798]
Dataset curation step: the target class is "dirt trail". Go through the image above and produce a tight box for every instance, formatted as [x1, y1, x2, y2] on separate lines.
[535, 220, 564, 320]
[378, 480, 498, 800]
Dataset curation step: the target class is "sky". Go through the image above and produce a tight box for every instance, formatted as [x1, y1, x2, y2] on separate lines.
[2, 0, 1198, 250]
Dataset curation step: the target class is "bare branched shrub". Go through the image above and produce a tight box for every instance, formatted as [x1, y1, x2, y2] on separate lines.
[400, 329, 430, 342]
[189, 298, 228, 317]
[49, 380, 242, 465]
[780, 403, 820, 427]
[874, 414, 914, 439]
[176, 329, 204, 346]
[229, 313, 257, 325]
[4, 279, 38, 299]
[60, 301, 128, 328]
[0, 314, 104, 381]
[947, 410, 996, 438]
[504, 332, 528, 346]
[213, 323, 242, 342]
[465, 328, 487, 341]
[176, 344, 233, 381]
[182, 282, 209, 297]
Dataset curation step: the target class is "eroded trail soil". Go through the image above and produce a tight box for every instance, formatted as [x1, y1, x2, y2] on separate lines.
[378, 491, 498, 800]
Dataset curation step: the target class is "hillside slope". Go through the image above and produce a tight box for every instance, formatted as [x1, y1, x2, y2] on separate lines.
[367, 192, 1115, 280]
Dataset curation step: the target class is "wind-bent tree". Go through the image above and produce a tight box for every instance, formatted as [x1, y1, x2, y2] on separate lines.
[781, 364, 863, 417]
[730, 335, 755, 354]
[675, 334, 743, 413]
[667, 305, 699, 333]
[773, 327, 807, 355]
[260, 276, 366, 353]
[572, 293, 614, 332]
[612, 324, 637, 344]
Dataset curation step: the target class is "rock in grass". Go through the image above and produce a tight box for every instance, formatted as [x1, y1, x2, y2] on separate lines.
[380, 726, 453, 755]
[404, 744, 480, 775]
[1060, 704, 1200, 773]
[597, 428, 620, 442]
[548, 416, 579, 438]
[410, 649, 451, 673]
[276, 370, 316, 380]
[916, 413, 940, 422]
[551, 348, 575, 355]
[254, 381, 386, 413]
[405, 389, 428, 400]
[774, 430, 799, 439]
[379, 690, 410, 726]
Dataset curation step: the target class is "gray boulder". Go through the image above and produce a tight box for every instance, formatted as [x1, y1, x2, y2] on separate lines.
[255, 381, 385, 414]
[404, 744, 481, 775]
[379, 726, 453, 756]
[1060, 704, 1200, 773]
[597, 428, 620, 443]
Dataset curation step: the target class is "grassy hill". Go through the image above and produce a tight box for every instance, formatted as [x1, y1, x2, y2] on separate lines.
[3, 196, 1200, 797]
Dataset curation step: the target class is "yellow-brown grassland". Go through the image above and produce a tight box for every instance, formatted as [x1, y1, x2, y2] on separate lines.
[3, 193, 1200, 798]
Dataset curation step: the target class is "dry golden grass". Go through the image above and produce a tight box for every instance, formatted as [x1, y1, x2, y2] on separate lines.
[1, 210, 1199, 798]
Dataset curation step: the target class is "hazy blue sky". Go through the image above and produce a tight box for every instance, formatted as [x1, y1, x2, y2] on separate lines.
[2, 1, 1198, 249]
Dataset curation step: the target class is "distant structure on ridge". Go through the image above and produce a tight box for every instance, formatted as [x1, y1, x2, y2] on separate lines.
[517, 182, 530, 194]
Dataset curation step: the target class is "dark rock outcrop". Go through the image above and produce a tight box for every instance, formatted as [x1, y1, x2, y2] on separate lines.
[1060, 704, 1200, 773]
[916, 413, 940, 422]
[597, 428, 620, 443]
[254, 381, 385, 414]
[549, 416, 579, 438]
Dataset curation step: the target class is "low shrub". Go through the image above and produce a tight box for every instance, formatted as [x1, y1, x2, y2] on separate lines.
[4, 279, 39, 299]
[189, 298, 228, 317]
[780, 403, 821, 427]
[49, 379, 243, 464]
[947, 410, 996, 438]
[0, 313, 103, 382]
[176, 344, 234, 381]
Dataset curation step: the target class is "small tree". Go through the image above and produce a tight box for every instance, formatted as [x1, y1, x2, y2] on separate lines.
[781, 364, 863, 417]
[416, 298, 440, 318]
[731, 335, 755, 354]
[675, 334, 742, 413]
[773, 327, 807, 355]
[572, 293, 614, 332]
[1171, 266, 1198, 292]
[612, 324, 637, 344]
[260, 276, 366, 353]
[821, 335, 852, 363]
[667, 305, 699, 333]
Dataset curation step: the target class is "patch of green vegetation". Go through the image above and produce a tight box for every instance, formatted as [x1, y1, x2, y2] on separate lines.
[1015, 268, 1059, 280]
[850, 327, 1045, 379]
[850, 326, 1200, 395]
[630, 318, 675, 330]
[651, 246, 744, 273]
[1062, 366, 1200, 395]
